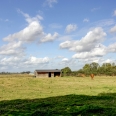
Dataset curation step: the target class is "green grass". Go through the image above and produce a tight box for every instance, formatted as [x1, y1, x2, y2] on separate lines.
[0, 75, 116, 115]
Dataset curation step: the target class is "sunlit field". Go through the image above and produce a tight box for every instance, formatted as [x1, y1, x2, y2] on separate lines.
[0, 74, 116, 100]
[1, 74, 116, 115]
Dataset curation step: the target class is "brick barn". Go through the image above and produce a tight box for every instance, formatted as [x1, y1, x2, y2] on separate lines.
[34, 69, 61, 77]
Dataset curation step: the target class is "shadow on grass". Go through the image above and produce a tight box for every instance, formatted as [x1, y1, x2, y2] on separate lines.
[1, 93, 116, 116]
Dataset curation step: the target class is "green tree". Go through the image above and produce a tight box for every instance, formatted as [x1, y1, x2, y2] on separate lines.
[83, 64, 91, 76]
[61, 67, 71, 76]
[89, 62, 100, 75]
[102, 63, 112, 76]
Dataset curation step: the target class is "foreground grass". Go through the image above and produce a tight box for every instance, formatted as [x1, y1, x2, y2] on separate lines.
[1, 93, 116, 116]
[0, 75, 116, 115]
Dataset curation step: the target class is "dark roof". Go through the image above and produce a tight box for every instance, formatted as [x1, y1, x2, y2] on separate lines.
[35, 69, 61, 72]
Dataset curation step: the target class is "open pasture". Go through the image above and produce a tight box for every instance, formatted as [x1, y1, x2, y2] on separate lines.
[0, 75, 116, 115]
[0, 75, 116, 100]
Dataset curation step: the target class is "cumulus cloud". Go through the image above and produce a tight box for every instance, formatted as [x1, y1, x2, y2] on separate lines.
[62, 58, 69, 62]
[110, 25, 116, 33]
[59, 40, 72, 49]
[3, 10, 59, 44]
[102, 59, 114, 64]
[3, 21, 44, 42]
[24, 56, 49, 65]
[60, 27, 106, 52]
[0, 41, 25, 56]
[83, 18, 89, 22]
[3, 10, 44, 42]
[60, 27, 116, 63]
[0, 56, 50, 71]
[17, 9, 43, 23]
[65, 24, 77, 33]
[44, 0, 57, 7]
[59, 27, 111, 62]
[72, 44, 107, 59]
[107, 43, 116, 52]
[61, 58, 78, 69]
[40, 32, 59, 42]
[1, 10, 60, 60]
[0, 57, 21, 66]
[83, 57, 102, 63]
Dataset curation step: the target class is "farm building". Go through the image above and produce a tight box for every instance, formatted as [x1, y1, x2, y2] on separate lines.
[34, 69, 61, 77]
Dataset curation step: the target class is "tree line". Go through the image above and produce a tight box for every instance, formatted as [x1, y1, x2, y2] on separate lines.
[61, 62, 116, 77]
[0, 71, 31, 74]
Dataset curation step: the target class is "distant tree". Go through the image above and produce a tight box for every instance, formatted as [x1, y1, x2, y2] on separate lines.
[61, 67, 71, 76]
[101, 63, 112, 76]
[71, 71, 78, 77]
[21, 71, 30, 74]
[77, 69, 84, 73]
[89, 62, 100, 75]
[83, 64, 91, 76]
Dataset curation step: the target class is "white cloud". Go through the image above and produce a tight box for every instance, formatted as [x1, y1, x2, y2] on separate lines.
[102, 59, 113, 63]
[65, 24, 77, 33]
[83, 18, 89, 22]
[3, 10, 44, 42]
[59, 27, 116, 64]
[24, 56, 49, 65]
[113, 10, 116, 16]
[72, 44, 107, 59]
[107, 43, 116, 52]
[59, 40, 72, 49]
[60, 27, 106, 52]
[83, 57, 101, 63]
[62, 58, 69, 62]
[3, 10, 58, 42]
[110, 25, 116, 33]
[44, 0, 57, 7]
[3, 11, 59, 44]
[0, 57, 21, 65]
[40, 32, 59, 42]
[0, 56, 50, 71]
[17, 9, 43, 23]
[3, 21, 44, 42]
[0, 41, 24, 56]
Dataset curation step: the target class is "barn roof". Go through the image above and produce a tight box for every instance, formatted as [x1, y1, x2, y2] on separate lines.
[35, 69, 61, 72]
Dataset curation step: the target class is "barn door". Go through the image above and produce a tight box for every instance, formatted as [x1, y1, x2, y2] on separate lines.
[49, 72, 51, 77]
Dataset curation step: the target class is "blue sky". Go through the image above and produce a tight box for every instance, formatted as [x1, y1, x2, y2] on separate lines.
[0, 0, 116, 72]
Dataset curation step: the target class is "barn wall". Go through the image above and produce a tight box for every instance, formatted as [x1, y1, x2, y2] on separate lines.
[51, 72, 54, 77]
[35, 71, 61, 77]
[36, 72, 48, 77]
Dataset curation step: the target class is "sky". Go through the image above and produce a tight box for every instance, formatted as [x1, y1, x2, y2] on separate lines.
[0, 0, 116, 72]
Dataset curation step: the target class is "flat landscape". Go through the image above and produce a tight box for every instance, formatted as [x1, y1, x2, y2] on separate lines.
[0, 75, 116, 115]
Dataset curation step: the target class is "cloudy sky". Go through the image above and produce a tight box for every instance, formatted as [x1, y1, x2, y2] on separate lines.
[0, 0, 116, 72]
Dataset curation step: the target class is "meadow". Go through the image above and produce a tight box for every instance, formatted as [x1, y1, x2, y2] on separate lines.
[0, 74, 116, 115]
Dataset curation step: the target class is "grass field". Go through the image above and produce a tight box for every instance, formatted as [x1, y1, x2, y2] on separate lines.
[0, 75, 116, 115]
